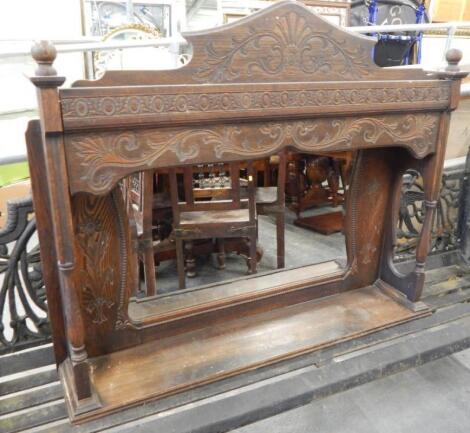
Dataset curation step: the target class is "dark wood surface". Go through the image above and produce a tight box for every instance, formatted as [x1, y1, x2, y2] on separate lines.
[26, 0, 467, 422]
[84, 285, 428, 421]
[2, 261, 470, 433]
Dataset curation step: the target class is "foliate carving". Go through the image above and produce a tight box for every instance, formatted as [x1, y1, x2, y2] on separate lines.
[61, 86, 450, 121]
[66, 113, 440, 195]
[194, 11, 372, 82]
[74, 190, 134, 331]
[70, 128, 239, 193]
[112, 188, 132, 331]
[77, 219, 115, 324]
[230, 114, 439, 156]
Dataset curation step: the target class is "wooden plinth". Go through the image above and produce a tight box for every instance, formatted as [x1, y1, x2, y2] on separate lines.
[63, 285, 429, 422]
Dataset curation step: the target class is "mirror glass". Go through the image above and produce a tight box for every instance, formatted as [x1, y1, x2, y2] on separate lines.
[126, 150, 352, 320]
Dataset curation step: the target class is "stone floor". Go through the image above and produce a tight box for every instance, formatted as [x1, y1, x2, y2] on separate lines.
[233, 349, 470, 433]
[154, 207, 347, 294]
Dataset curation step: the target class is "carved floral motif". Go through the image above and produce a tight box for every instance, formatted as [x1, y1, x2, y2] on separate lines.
[194, 11, 373, 82]
[66, 113, 440, 194]
[77, 219, 115, 324]
[61, 86, 450, 120]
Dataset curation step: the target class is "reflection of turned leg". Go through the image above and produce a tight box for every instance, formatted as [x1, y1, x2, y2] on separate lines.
[328, 159, 341, 207]
[276, 212, 285, 269]
[185, 240, 196, 278]
[175, 238, 185, 290]
[216, 238, 226, 269]
[249, 235, 257, 274]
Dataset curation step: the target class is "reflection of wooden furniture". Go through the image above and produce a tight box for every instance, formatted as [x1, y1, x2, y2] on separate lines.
[289, 152, 353, 234]
[287, 151, 353, 217]
[125, 164, 267, 284]
[27, 1, 466, 422]
[126, 171, 158, 296]
[153, 164, 266, 270]
[169, 163, 258, 289]
[255, 151, 287, 268]
[294, 210, 344, 235]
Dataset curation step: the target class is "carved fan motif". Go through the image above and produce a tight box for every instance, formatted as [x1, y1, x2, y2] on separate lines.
[194, 10, 373, 82]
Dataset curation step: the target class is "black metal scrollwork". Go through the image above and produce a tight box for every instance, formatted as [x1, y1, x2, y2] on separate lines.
[394, 167, 462, 261]
[0, 197, 49, 354]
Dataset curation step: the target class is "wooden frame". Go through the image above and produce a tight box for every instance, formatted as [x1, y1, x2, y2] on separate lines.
[27, 1, 467, 423]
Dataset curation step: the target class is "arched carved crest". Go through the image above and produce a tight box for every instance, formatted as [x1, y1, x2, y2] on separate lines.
[72, 0, 430, 87]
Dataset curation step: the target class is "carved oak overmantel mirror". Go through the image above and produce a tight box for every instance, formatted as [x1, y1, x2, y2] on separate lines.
[27, 0, 467, 422]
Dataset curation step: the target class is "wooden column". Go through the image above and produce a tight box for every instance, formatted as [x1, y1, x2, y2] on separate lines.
[412, 49, 468, 299]
[29, 41, 99, 411]
[379, 48, 468, 302]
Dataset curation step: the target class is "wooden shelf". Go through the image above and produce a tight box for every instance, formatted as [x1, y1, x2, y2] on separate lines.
[65, 285, 429, 422]
[129, 261, 343, 324]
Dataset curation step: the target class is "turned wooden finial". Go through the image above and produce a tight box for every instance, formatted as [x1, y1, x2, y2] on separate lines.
[434, 48, 468, 81]
[445, 48, 463, 72]
[31, 40, 57, 76]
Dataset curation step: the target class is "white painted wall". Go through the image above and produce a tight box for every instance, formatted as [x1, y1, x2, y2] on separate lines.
[0, 0, 85, 160]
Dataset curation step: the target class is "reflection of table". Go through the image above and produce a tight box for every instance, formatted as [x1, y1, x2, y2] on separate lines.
[286, 151, 353, 235]
[287, 151, 354, 216]
[294, 211, 344, 235]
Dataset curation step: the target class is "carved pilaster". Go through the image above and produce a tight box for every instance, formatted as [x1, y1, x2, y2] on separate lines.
[30, 41, 96, 406]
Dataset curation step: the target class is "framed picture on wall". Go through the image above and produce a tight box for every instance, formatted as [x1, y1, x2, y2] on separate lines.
[79, 0, 175, 79]
[223, 11, 251, 24]
[223, 1, 350, 27]
[302, 0, 351, 26]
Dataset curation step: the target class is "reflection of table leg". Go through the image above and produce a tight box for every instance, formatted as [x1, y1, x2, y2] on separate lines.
[185, 240, 196, 278]
[328, 158, 341, 208]
[216, 238, 226, 269]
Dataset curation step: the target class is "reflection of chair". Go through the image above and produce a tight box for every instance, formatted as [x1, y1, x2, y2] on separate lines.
[126, 171, 158, 296]
[169, 162, 258, 290]
[254, 152, 287, 269]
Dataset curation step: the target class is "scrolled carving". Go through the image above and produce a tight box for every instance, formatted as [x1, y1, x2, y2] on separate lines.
[194, 11, 372, 82]
[66, 113, 440, 195]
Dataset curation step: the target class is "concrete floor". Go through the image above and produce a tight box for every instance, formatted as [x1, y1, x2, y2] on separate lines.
[233, 349, 470, 433]
[154, 207, 347, 294]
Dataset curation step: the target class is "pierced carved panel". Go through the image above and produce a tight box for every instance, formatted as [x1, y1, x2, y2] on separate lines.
[65, 113, 440, 195]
